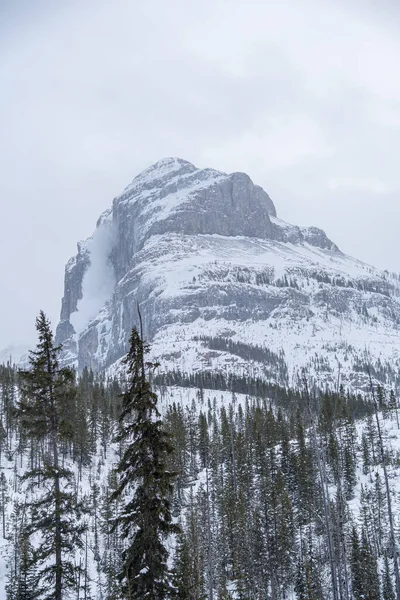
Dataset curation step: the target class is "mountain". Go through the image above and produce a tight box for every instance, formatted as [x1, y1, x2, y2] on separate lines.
[55, 157, 400, 392]
[0, 344, 29, 367]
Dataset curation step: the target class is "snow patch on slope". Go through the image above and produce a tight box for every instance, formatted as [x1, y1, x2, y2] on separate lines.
[122, 157, 195, 196]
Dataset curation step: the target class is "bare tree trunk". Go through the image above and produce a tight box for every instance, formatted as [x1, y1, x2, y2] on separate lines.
[303, 375, 339, 600]
[54, 434, 62, 600]
[77, 557, 82, 600]
[369, 372, 400, 599]
[206, 462, 214, 600]
[46, 345, 63, 600]
[84, 531, 88, 600]
[229, 398, 238, 501]
[1, 473, 6, 539]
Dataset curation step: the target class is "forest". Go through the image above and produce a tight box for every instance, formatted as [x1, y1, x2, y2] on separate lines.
[1, 312, 400, 599]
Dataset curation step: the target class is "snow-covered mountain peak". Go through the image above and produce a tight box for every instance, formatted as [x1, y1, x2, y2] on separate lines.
[122, 157, 197, 195]
[106, 159, 280, 280]
[117, 158, 276, 224]
[55, 159, 400, 393]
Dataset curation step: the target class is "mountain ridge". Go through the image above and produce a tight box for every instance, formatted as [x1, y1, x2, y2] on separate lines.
[55, 158, 400, 392]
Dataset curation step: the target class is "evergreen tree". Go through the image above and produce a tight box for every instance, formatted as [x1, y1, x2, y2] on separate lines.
[360, 527, 380, 599]
[295, 536, 324, 600]
[342, 418, 357, 500]
[173, 532, 193, 600]
[17, 311, 87, 600]
[350, 526, 363, 600]
[382, 552, 395, 600]
[173, 529, 207, 600]
[361, 433, 371, 475]
[111, 325, 179, 599]
[388, 390, 399, 429]
[100, 475, 123, 600]
[165, 403, 190, 511]
[15, 530, 39, 600]
[351, 526, 380, 600]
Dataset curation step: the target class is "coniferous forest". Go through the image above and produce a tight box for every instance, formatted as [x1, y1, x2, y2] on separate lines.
[2, 312, 400, 599]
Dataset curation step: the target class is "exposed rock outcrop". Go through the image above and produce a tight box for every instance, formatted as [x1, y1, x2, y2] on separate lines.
[55, 158, 400, 391]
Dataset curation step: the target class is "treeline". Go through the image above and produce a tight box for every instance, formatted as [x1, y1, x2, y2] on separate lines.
[155, 368, 375, 422]
[164, 382, 400, 598]
[193, 336, 289, 385]
[197, 263, 397, 299]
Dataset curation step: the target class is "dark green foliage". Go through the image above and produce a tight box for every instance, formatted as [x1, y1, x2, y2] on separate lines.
[18, 312, 75, 442]
[351, 526, 380, 600]
[193, 336, 289, 385]
[16, 311, 87, 600]
[198, 412, 210, 469]
[383, 552, 396, 600]
[14, 530, 40, 600]
[3, 319, 400, 598]
[342, 421, 357, 500]
[173, 533, 193, 599]
[155, 369, 374, 421]
[164, 403, 190, 511]
[173, 528, 206, 600]
[111, 326, 180, 599]
[295, 537, 324, 600]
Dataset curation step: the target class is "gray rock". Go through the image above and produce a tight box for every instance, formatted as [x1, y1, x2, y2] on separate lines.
[55, 158, 400, 392]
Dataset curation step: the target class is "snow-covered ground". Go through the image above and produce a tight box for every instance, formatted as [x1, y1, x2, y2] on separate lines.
[1, 383, 400, 598]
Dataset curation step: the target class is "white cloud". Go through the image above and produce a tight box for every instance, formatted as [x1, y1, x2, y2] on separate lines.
[328, 177, 392, 195]
[205, 115, 333, 171]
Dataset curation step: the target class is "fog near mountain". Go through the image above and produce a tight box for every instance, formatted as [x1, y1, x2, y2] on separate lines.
[70, 220, 117, 335]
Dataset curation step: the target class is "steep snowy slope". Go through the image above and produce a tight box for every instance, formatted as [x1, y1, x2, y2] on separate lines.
[55, 158, 400, 392]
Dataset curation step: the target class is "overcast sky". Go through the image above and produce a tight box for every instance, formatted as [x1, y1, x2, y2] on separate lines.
[1, 0, 400, 349]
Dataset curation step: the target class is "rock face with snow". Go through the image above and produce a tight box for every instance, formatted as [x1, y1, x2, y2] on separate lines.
[56, 158, 400, 392]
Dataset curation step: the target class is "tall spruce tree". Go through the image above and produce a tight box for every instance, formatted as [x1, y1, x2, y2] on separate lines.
[111, 324, 179, 599]
[15, 529, 39, 600]
[17, 311, 87, 600]
[383, 552, 396, 600]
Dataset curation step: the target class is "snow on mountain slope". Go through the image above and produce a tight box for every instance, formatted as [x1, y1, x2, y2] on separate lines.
[55, 158, 400, 392]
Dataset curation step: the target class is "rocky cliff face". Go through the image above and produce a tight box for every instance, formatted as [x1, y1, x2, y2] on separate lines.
[56, 158, 400, 392]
